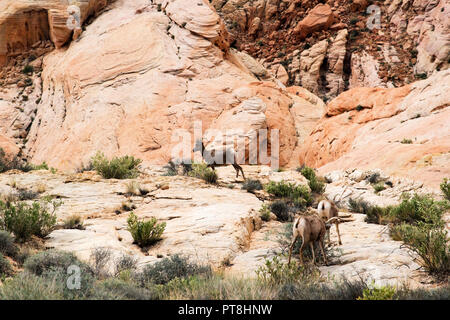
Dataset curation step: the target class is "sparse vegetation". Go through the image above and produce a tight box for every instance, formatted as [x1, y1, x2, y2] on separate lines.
[440, 178, 450, 201]
[63, 214, 84, 230]
[299, 166, 326, 194]
[269, 200, 291, 222]
[259, 204, 271, 222]
[0, 253, 11, 275]
[127, 212, 166, 247]
[0, 148, 33, 173]
[0, 230, 18, 257]
[401, 138, 413, 144]
[373, 182, 386, 193]
[22, 65, 34, 74]
[265, 181, 311, 204]
[188, 163, 218, 184]
[0, 199, 59, 242]
[242, 179, 263, 193]
[91, 152, 142, 179]
[138, 254, 211, 286]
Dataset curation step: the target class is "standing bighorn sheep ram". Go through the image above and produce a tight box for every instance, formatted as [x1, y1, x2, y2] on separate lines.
[288, 199, 343, 265]
[192, 139, 245, 179]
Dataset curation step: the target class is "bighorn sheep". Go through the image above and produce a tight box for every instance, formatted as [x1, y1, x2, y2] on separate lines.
[288, 215, 339, 265]
[317, 199, 342, 245]
[192, 140, 245, 179]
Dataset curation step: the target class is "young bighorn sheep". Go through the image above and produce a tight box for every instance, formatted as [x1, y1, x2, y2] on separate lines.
[192, 139, 245, 179]
[317, 199, 342, 245]
[288, 215, 339, 265]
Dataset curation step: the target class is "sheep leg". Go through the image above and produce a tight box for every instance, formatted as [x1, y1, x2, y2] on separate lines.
[240, 166, 245, 180]
[288, 235, 298, 264]
[319, 240, 328, 266]
[309, 242, 316, 265]
[335, 222, 342, 245]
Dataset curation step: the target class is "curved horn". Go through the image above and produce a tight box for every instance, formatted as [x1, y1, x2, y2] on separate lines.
[326, 217, 340, 224]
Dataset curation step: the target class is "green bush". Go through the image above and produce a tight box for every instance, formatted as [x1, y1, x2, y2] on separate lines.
[242, 179, 263, 193]
[358, 284, 397, 300]
[348, 198, 369, 213]
[259, 204, 271, 222]
[91, 152, 142, 179]
[188, 163, 218, 184]
[269, 200, 291, 222]
[298, 166, 315, 181]
[31, 162, 49, 170]
[127, 212, 166, 247]
[22, 65, 34, 74]
[364, 205, 390, 224]
[0, 253, 11, 275]
[392, 223, 449, 276]
[388, 194, 448, 225]
[440, 178, 450, 201]
[0, 200, 58, 242]
[373, 182, 386, 193]
[255, 255, 319, 285]
[162, 161, 178, 176]
[138, 254, 211, 286]
[265, 181, 312, 205]
[0, 230, 17, 257]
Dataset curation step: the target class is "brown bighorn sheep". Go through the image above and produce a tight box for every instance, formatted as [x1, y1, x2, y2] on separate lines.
[317, 199, 342, 245]
[192, 139, 245, 179]
[288, 215, 339, 265]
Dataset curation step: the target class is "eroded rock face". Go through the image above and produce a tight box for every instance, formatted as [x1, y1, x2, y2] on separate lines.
[13, 0, 306, 170]
[300, 70, 450, 189]
[0, 0, 111, 66]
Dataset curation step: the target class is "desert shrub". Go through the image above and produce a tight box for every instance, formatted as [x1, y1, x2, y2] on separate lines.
[265, 181, 312, 205]
[90, 278, 155, 300]
[17, 188, 39, 201]
[124, 181, 141, 196]
[188, 163, 218, 184]
[308, 177, 326, 194]
[391, 223, 449, 276]
[138, 254, 211, 286]
[269, 200, 291, 222]
[162, 160, 178, 176]
[0, 199, 59, 242]
[91, 152, 142, 179]
[259, 204, 271, 222]
[388, 194, 448, 225]
[373, 182, 386, 193]
[400, 138, 413, 144]
[31, 162, 49, 170]
[0, 273, 64, 300]
[0, 253, 11, 275]
[242, 179, 263, 193]
[63, 214, 84, 230]
[357, 284, 397, 300]
[24, 249, 94, 298]
[299, 166, 315, 181]
[364, 205, 390, 224]
[90, 247, 113, 278]
[299, 166, 326, 193]
[127, 212, 166, 247]
[348, 198, 369, 213]
[22, 65, 34, 74]
[366, 172, 380, 184]
[255, 255, 319, 285]
[114, 254, 138, 276]
[0, 230, 17, 257]
[440, 178, 450, 201]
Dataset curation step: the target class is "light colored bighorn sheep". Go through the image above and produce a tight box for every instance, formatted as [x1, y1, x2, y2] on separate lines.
[317, 199, 342, 245]
[288, 215, 339, 265]
[192, 139, 245, 179]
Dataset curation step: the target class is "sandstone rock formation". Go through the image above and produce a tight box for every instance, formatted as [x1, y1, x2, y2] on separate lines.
[0, 0, 329, 171]
[300, 70, 450, 189]
[293, 4, 335, 40]
[0, 0, 111, 66]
